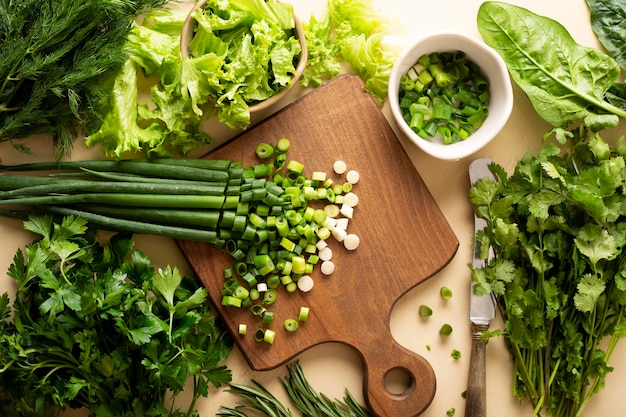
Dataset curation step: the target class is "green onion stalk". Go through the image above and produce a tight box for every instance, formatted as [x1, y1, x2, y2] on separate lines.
[0, 140, 358, 335]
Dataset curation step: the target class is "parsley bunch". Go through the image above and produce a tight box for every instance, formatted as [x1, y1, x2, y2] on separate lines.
[0, 0, 168, 158]
[0, 215, 232, 417]
[469, 128, 626, 417]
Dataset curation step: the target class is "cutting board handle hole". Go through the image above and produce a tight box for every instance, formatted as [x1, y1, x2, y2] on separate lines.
[383, 367, 414, 396]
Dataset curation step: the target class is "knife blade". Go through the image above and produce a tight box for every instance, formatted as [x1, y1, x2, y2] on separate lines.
[465, 157, 497, 417]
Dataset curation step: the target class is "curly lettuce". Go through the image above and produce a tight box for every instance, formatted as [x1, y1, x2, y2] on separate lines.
[85, 10, 213, 158]
[302, 0, 395, 103]
[189, 0, 301, 130]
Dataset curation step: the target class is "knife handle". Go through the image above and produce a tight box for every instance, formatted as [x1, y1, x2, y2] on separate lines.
[465, 323, 489, 417]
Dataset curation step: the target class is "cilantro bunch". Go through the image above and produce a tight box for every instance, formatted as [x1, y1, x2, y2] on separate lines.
[469, 128, 626, 417]
[0, 215, 232, 417]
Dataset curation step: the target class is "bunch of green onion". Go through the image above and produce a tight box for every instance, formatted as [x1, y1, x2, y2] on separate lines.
[0, 139, 360, 343]
[398, 51, 490, 144]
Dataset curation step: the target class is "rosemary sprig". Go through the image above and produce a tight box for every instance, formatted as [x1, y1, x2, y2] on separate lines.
[218, 362, 373, 417]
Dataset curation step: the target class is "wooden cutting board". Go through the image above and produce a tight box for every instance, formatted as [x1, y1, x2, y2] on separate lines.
[177, 75, 459, 417]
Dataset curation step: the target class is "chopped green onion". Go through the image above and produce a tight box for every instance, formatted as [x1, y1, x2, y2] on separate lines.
[255, 142, 275, 159]
[276, 137, 291, 153]
[287, 160, 304, 174]
[297, 275, 314, 292]
[320, 260, 335, 275]
[440, 324, 453, 336]
[343, 234, 360, 250]
[398, 51, 490, 144]
[263, 329, 276, 344]
[233, 286, 249, 300]
[418, 305, 433, 317]
[222, 295, 242, 308]
[262, 289, 278, 305]
[299, 306, 310, 322]
[254, 328, 266, 342]
[440, 286, 453, 300]
[262, 311, 275, 325]
[345, 170, 360, 184]
[284, 319, 299, 332]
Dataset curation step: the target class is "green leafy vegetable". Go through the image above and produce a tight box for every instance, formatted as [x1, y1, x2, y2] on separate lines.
[302, 0, 395, 103]
[468, 128, 626, 417]
[476, 1, 626, 132]
[0, 215, 232, 416]
[218, 361, 373, 417]
[188, 0, 302, 130]
[84, 9, 214, 158]
[0, 0, 169, 159]
[419, 304, 433, 317]
[586, 0, 626, 71]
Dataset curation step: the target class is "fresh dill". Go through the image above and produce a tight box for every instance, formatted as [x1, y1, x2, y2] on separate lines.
[0, 0, 169, 158]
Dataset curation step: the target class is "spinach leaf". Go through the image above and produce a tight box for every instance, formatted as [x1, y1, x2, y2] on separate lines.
[476, 1, 626, 132]
[586, 0, 626, 71]
[607, 83, 626, 110]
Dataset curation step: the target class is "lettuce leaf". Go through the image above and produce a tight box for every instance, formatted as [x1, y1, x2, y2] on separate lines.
[301, 0, 395, 103]
[190, 0, 301, 129]
[84, 10, 213, 158]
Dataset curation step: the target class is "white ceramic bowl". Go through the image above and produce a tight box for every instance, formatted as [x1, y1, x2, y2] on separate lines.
[388, 31, 513, 161]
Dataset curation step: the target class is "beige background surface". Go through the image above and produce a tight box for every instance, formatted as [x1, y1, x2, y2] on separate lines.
[1, 1, 625, 416]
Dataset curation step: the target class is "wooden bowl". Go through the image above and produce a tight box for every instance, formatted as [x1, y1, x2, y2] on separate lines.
[179, 0, 308, 114]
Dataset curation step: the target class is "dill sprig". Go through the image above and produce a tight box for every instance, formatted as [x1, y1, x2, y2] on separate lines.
[0, 0, 169, 158]
[218, 361, 374, 417]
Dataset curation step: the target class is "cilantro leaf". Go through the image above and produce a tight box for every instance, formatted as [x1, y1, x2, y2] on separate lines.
[468, 130, 626, 415]
[574, 273, 607, 313]
[575, 224, 617, 268]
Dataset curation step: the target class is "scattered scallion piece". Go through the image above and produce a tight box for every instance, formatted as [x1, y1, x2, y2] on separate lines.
[263, 329, 276, 344]
[439, 324, 453, 336]
[333, 160, 347, 175]
[254, 328, 266, 342]
[297, 275, 314, 292]
[451, 349, 461, 360]
[398, 51, 490, 144]
[440, 286, 453, 300]
[284, 319, 299, 332]
[418, 305, 433, 317]
[255, 142, 275, 159]
[345, 170, 360, 184]
[343, 234, 360, 250]
[262, 311, 275, 325]
[299, 307, 310, 322]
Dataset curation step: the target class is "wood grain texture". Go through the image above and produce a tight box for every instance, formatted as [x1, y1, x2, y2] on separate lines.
[176, 75, 459, 417]
[466, 323, 489, 417]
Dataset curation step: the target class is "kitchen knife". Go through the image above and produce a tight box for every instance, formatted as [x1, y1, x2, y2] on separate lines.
[465, 158, 497, 417]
